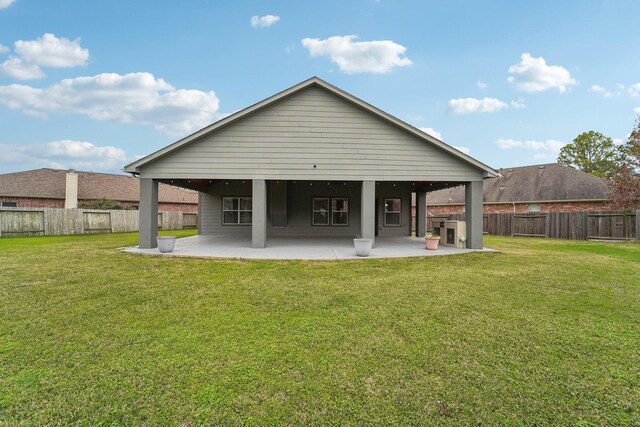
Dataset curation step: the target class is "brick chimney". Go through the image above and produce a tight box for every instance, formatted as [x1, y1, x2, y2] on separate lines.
[65, 170, 78, 209]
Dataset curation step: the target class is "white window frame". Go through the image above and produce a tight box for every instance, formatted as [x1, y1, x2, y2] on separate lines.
[331, 197, 349, 226]
[312, 198, 330, 226]
[222, 196, 252, 225]
[312, 197, 349, 226]
[384, 198, 402, 226]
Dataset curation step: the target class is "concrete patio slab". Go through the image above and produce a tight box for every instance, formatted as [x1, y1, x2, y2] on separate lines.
[122, 235, 495, 260]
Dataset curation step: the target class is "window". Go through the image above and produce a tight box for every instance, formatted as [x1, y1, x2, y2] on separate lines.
[332, 198, 349, 226]
[223, 197, 252, 225]
[384, 198, 401, 226]
[312, 198, 329, 226]
[312, 197, 349, 226]
[1, 201, 17, 207]
[527, 203, 541, 213]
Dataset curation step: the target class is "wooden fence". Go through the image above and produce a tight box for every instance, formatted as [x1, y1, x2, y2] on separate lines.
[425, 211, 639, 241]
[0, 207, 197, 237]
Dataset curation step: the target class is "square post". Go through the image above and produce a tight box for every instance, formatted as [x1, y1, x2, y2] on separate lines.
[361, 180, 375, 244]
[252, 179, 267, 248]
[465, 180, 483, 249]
[416, 191, 427, 237]
[139, 178, 158, 249]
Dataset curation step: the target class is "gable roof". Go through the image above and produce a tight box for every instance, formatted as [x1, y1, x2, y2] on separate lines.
[427, 163, 609, 205]
[124, 76, 498, 178]
[0, 168, 198, 203]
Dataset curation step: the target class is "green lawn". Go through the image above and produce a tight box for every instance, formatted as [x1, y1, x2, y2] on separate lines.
[1, 232, 639, 426]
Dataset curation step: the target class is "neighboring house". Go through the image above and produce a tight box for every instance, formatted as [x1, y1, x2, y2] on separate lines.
[426, 163, 611, 215]
[0, 168, 198, 212]
[124, 77, 498, 249]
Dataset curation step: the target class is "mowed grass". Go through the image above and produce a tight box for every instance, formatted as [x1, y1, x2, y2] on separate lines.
[1, 231, 639, 426]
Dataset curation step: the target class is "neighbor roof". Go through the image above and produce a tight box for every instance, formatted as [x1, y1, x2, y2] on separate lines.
[0, 168, 198, 203]
[124, 76, 499, 178]
[427, 163, 609, 204]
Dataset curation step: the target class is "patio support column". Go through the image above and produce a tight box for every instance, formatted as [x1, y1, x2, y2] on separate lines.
[139, 178, 158, 249]
[416, 191, 427, 237]
[252, 179, 267, 248]
[361, 180, 375, 244]
[465, 180, 483, 249]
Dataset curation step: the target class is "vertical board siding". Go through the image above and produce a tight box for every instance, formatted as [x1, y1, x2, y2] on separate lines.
[0, 209, 45, 237]
[140, 87, 483, 182]
[419, 211, 636, 241]
[0, 207, 195, 237]
[83, 211, 112, 233]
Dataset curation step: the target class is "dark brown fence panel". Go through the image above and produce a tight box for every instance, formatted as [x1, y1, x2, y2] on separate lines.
[588, 213, 635, 240]
[513, 214, 547, 237]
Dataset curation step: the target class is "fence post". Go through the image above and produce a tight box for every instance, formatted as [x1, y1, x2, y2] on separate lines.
[636, 210, 640, 242]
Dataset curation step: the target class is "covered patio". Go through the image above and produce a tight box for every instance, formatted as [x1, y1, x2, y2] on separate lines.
[123, 235, 494, 260]
[124, 77, 499, 254]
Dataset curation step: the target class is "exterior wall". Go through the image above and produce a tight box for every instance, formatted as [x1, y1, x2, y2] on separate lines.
[199, 180, 253, 237]
[0, 197, 64, 208]
[198, 179, 411, 237]
[0, 196, 196, 212]
[426, 200, 612, 215]
[375, 182, 412, 237]
[139, 86, 484, 183]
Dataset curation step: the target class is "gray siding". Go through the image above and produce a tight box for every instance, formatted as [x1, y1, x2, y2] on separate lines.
[199, 179, 412, 237]
[140, 86, 483, 182]
[199, 181, 252, 237]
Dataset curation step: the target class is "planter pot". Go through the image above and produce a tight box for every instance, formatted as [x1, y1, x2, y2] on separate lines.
[157, 236, 176, 253]
[353, 238, 373, 257]
[425, 236, 440, 250]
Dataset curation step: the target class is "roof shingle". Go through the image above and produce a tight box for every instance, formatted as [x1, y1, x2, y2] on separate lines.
[427, 163, 608, 204]
[0, 168, 198, 203]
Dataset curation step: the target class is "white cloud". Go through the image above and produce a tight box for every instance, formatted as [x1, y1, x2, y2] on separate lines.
[0, 33, 89, 80]
[14, 33, 89, 68]
[0, 0, 16, 9]
[476, 80, 487, 89]
[0, 72, 221, 135]
[0, 140, 128, 172]
[250, 15, 280, 28]
[507, 53, 576, 93]
[0, 44, 8, 54]
[589, 84, 622, 98]
[0, 57, 45, 80]
[629, 83, 640, 97]
[419, 127, 442, 140]
[510, 98, 526, 109]
[448, 97, 508, 114]
[496, 138, 566, 155]
[634, 106, 640, 114]
[301, 35, 412, 74]
[453, 146, 470, 155]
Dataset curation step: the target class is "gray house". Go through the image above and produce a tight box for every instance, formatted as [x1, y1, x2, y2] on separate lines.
[124, 77, 497, 250]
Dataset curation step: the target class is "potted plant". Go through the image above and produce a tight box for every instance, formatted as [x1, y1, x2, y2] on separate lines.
[353, 235, 373, 257]
[425, 232, 440, 250]
[156, 235, 177, 253]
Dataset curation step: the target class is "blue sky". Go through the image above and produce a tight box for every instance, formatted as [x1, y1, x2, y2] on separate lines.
[0, 0, 639, 175]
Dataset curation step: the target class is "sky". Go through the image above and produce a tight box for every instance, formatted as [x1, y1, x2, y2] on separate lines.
[0, 0, 639, 175]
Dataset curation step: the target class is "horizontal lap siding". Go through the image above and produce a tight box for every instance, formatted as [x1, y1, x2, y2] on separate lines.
[141, 87, 481, 181]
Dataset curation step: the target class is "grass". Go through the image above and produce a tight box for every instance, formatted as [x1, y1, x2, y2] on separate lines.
[0, 231, 639, 426]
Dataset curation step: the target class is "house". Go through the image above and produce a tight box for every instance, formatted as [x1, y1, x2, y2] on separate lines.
[425, 163, 611, 215]
[124, 77, 498, 250]
[0, 168, 198, 212]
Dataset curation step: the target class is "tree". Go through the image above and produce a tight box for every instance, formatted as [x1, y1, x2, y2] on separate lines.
[557, 131, 621, 179]
[608, 116, 640, 210]
[78, 199, 124, 210]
